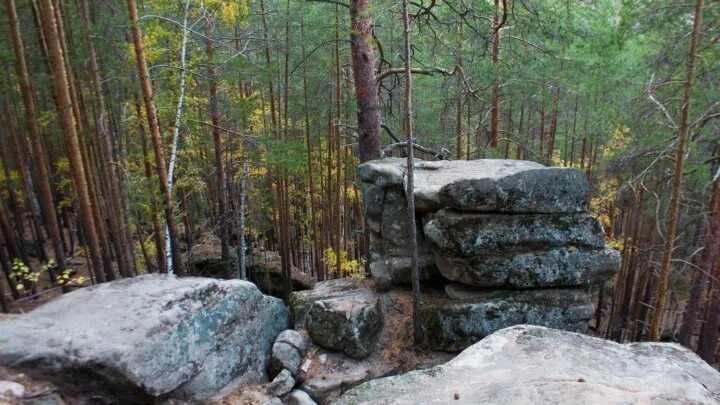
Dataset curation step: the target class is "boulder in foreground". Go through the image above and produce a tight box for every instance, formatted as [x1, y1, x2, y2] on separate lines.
[0, 274, 290, 400]
[338, 325, 720, 404]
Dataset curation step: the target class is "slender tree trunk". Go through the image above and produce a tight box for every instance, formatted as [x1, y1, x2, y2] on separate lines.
[649, 0, 704, 341]
[490, 0, 501, 148]
[402, 0, 422, 345]
[205, 15, 231, 279]
[167, 0, 191, 189]
[39, 0, 106, 282]
[6, 0, 67, 276]
[678, 180, 720, 346]
[80, 0, 134, 278]
[126, 0, 184, 275]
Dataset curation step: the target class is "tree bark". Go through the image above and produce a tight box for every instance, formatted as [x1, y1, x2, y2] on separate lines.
[6, 0, 67, 276]
[402, 0, 422, 345]
[126, 0, 184, 275]
[39, 0, 106, 282]
[649, 0, 704, 341]
[350, 0, 382, 162]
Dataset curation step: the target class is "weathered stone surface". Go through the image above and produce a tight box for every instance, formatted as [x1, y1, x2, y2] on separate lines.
[305, 292, 383, 359]
[289, 278, 359, 325]
[361, 182, 387, 233]
[384, 256, 440, 284]
[338, 325, 720, 404]
[435, 247, 620, 288]
[359, 158, 544, 211]
[422, 289, 594, 351]
[300, 368, 369, 404]
[369, 261, 392, 291]
[438, 165, 589, 213]
[286, 389, 318, 405]
[0, 275, 290, 400]
[425, 210, 605, 257]
[270, 330, 309, 378]
[252, 250, 316, 296]
[266, 369, 295, 397]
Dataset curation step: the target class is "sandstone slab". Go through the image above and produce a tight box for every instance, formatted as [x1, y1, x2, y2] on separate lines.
[435, 247, 620, 288]
[0, 275, 290, 400]
[358, 158, 588, 213]
[289, 278, 359, 325]
[422, 288, 594, 351]
[425, 210, 605, 257]
[338, 325, 720, 404]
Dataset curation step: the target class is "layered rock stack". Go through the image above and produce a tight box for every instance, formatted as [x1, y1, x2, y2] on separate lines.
[359, 158, 620, 351]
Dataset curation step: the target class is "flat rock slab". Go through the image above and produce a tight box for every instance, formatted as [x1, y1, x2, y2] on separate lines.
[289, 279, 359, 326]
[338, 325, 720, 404]
[435, 247, 620, 288]
[425, 210, 605, 257]
[422, 288, 594, 351]
[0, 275, 289, 400]
[358, 158, 588, 213]
[306, 292, 383, 359]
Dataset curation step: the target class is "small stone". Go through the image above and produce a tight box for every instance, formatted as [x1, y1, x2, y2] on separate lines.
[0, 380, 25, 399]
[267, 369, 295, 397]
[318, 354, 327, 365]
[286, 389, 318, 405]
[270, 330, 309, 378]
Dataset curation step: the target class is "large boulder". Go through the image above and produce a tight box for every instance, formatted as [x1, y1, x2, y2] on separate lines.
[434, 247, 620, 288]
[338, 325, 720, 404]
[424, 210, 606, 257]
[422, 288, 594, 351]
[0, 275, 290, 401]
[358, 158, 587, 213]
[305, 291, 383, 359]
[289, 278, 359, 325]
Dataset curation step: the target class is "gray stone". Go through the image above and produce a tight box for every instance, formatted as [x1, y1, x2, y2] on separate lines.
[369, 261, 392, 291]
[0, 275, 289, 400]
[300, 368, 369, 404]
[435, 247, 620, 288]
[380, 189, 411, 247]
[270, 330, 309, 378]
[252, 250, 316, 296]
[305, 292, 383, 359]
[359, 158, 573, 212]
[289, 278, 359, 326]
[338, 325, 720, 404]
[361, 182, 386, 233]
[438, 165, 589, 213]
[422, 288, 594, 351]
[424, 210, 606, 257]
[267, 369, 295, 397]
[384, 256, 440, 284]
[0, 381, 25, 399]
[286, 389, 318, 405]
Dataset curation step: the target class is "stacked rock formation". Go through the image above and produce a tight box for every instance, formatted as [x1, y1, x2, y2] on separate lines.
[359, 158, 620, 351]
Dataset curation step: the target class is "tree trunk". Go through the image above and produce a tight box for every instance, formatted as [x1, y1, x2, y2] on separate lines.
[402, 0, 422, 345]
[39, 0, 106, 282]
[126, 0, 184, 275]
[6, 0, 67, 276]
[205, 15, 231, 279]
[648, 0, 704, 341]
[350, 0, 382, 162]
